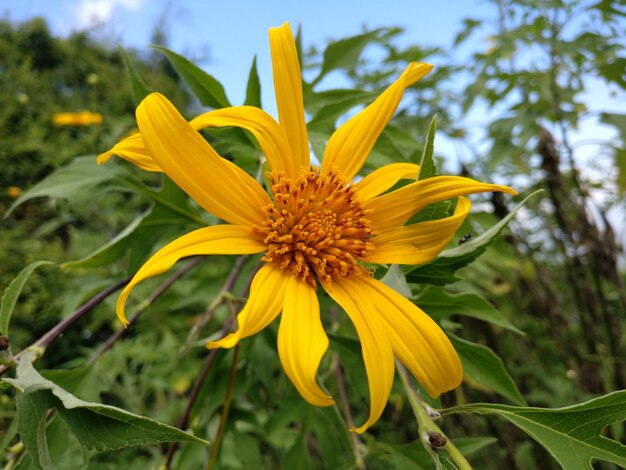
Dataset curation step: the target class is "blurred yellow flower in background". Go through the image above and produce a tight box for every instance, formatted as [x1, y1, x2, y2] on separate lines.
[53, 111, 103, 126]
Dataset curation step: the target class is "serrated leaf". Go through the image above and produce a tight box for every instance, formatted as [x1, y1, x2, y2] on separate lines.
[415, 286, 523, 334]
[6, 156, 122, 217]
[407, 190, 541, 285]
[1, 261, 53, 336]
[244, 56, 261, 108]
[449, 334, 526, 405]
[446, 391, 626, 469]
[121, 49, 150, 106]
[153, 45, 230, 109]
[4, 353, 209, 459]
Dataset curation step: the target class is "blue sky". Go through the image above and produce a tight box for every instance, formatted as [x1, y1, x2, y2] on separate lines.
[3, 0, 625, 240]
[2, 0, 493, 109]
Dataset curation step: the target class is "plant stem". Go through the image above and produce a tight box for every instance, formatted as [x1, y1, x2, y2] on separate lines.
[89, 256, 204, 363]
[0, 276, 131, 376]
[396, 360, 472, 470]
[206, 344, 240, 470]
[333, 354, 365, 469]
[164, 255, 252, 469]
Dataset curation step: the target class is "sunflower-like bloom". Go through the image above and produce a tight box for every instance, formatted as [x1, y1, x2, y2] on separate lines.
[53, 111, 103, 126]
[98, 23, 516, 432]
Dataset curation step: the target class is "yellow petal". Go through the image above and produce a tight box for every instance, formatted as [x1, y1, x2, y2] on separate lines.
[207, 262, 289, 349]
[277, 276, 334, 407]
[366, 197, 471, 265]
[366, 176, 517, 231]
[97, 132, 162, 172]
[321, 277, 395, 433]
[117, 225, 265, 326]
[190, 106, 296, 178]
[353, 162, 420, 202]
[347, 276, 462, 397]
[137, 93, 271, 226]
[269, 23, 309, 171]
[321, 63, 432, 180]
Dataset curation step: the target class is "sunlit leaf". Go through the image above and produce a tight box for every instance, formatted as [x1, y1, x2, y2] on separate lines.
[153, 45, 230, 109]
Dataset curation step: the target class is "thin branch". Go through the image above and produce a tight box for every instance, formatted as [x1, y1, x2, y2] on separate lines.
[89, 256, 204, 363]
[0, 276, 131, 376]
[206, 344, 240, 470]
[164, 255, 253, 469]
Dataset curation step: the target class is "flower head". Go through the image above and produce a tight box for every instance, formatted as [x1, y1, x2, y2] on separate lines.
[53, 111, 103, 126]
[98, 23, 517, 432]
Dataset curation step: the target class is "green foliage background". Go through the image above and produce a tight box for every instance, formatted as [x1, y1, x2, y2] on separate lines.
[1, 1, 625, 468]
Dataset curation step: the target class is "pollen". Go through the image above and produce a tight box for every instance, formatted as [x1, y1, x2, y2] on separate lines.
[254, 167, 375, 287]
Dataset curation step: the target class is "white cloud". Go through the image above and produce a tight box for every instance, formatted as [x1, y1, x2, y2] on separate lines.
[75, 0, 145, 28]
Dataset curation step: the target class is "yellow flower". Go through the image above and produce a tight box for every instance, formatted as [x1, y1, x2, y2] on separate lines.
[98, 23, 517, 432]
[53, 111, 103, 126]
[7, 186, 21, 199]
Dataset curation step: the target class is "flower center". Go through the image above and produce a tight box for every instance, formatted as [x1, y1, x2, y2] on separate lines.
[254, 167, 375, 287]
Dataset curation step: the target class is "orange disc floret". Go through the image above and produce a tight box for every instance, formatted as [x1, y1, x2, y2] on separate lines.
[254, 167, 375, 287]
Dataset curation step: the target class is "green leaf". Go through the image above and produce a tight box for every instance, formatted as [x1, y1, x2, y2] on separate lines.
[313, 29, 386, 84]
[415, 286, 523, 334]
[4, 353, 209, 460]
[64, 177, 202, 272]
[407, 190, 541, 285]
[380, 265, 412, 298]
[418, 114, 439, 180]
[1, 261, 53, 336]
[244, 56, 261, 108]
[121, 49, 150, 106]
[5, 156, 123, 217]
[412, 115, 453, 224]
[448, 334, 526, 406]
[153, 45, 230, 109]
[307, 89, 377, 133]
[446, 391, 626, 469]
[16, 391, 53, 470]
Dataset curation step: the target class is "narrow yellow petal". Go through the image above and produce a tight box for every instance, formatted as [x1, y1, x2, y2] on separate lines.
[190, 106, 296, 178]
[366, 176, 518, 231]
[277, 276, 334, 407]
[137, 93, 271, 226]
[366, 197, 471, 265]
[348, 276, 463, 397]
[207, 263, 289, 349]
[353, 162, 420, 202]
[97, 133, 162, 172]
[117, 225, 265, 326]
[321, 277, 395, 433]
[269, 23, 309, 171]
[321, 63, 432, 180]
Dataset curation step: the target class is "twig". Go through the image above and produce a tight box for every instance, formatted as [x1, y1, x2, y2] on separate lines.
[89, 256, 204, 363]
[206, 344, 240, 470]
[334, 354, 365, 469]
[164, 255, 253, 469]
[0, 276, 131, 376]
